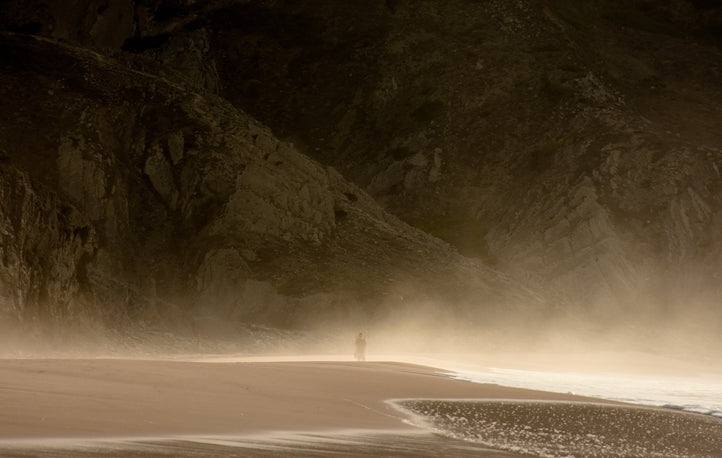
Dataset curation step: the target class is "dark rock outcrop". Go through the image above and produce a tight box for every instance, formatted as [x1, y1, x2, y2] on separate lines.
[0, 32, 541, 347]
[0, 165, 97, 324]
[195, 0, 722, 331]
[1, 0, 721, 350]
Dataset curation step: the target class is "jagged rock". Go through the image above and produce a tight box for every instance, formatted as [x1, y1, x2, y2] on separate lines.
[198, 0, 722, 327]
[0, 165, 97, 323]
[1, 0, 721, 347]
[0, 0, 136, 48]
[139, 27, 222, 94]
[0, 32, 539, 336]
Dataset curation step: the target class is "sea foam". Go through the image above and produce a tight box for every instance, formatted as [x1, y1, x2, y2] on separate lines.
[447, 367, 722, 419]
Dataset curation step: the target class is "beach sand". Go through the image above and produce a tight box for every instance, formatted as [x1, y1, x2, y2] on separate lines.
[0, 358, 719, 457]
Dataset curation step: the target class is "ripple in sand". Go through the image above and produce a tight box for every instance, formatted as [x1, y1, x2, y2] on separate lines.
[391, 399, 722, 458]
[0, 431, 522, 457]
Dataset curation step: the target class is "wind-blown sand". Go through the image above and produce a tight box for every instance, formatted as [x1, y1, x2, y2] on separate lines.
[0, 358, 719, 457]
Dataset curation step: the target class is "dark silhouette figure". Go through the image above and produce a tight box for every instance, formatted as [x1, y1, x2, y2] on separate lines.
[354, 332, 367, 361]
[191, 317, 201, 348]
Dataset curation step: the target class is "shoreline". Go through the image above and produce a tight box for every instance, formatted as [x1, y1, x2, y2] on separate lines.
[0, 358, 606, 440]
[0, 357, 719, 457]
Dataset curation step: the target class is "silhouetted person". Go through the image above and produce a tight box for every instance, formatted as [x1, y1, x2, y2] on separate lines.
[191, 316, 201, 349]
[354, 332, 367, 361]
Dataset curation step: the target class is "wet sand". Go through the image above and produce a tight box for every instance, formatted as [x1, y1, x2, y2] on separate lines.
[395, 399, 722, 457]
[0, 358, 718, 457]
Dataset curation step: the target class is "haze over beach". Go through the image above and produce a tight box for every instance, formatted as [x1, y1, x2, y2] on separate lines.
[1, 332, 720, 457]
[1, 0, 722, 456]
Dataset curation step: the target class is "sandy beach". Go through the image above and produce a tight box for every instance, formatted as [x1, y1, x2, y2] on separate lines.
[0, 358, 719, 457]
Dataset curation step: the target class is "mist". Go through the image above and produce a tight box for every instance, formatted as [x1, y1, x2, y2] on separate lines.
[2, 1, 722, 455]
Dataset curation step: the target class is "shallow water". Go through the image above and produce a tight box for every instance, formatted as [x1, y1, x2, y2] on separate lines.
[448, 366, 722, 419]
[392, 399, 722, 458]
[375, 353, 722, 420]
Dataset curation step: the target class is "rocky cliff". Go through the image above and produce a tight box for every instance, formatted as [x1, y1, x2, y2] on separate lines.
[1, 0, 721, 352]
[199, 0, 722, 333]
[0, 30, 541, 352]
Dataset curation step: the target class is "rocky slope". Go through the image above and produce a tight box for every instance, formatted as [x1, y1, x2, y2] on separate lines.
[197, 0, 722, 331]
[1, 0, 721, 351]
[0, 30, 542, 352]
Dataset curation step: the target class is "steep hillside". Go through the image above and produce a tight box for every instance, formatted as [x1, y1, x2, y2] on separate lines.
[0, 31, 544, 352]
[1, 0, 721, 351]
[196, 0, 722, 327]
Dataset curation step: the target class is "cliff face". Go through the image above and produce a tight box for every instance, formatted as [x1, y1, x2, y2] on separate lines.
[0, 165, 96, 324]
[197, 0, 722, 324]
[1, 0, 721, 348]
[0, 31, 540, 349]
